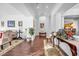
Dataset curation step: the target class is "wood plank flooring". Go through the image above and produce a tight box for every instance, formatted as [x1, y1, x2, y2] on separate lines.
[3, 36, 64, 56]
[3, 36, 44, 56]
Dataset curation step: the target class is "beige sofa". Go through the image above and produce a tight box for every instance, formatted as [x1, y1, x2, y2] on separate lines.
[3, 30, 17, 42]
[0, 30, 17, 50]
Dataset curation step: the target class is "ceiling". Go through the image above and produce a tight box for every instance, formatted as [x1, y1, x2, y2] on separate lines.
[58, 3, 76, 13]
[0, 3, 77, 17]
[24, 3, 56, 16]
[71, 4, 79, 9]
[64, 4, 79, 19]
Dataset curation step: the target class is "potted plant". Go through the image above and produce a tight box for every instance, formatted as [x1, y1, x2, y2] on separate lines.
[29, 28, 34, 36]
[29, 28, 34, 43]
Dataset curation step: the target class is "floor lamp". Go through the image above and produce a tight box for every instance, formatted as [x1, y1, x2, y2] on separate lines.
[18, 21, 23, 39]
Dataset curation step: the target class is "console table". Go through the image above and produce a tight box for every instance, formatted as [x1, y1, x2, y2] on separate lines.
[39, 32, 46, 37]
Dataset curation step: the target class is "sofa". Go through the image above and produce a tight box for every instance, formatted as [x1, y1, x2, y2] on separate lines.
[0, 30, 17, 50]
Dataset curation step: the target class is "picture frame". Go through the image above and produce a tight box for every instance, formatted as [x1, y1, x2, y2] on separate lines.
[18, 21, 23, 27]
[1, 21, 4, 27]
[7, 20, 15, 27]
[40, 23, 44, 28]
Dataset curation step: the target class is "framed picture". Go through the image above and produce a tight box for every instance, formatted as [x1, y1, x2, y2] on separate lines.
[7, 20, 15, 27]
[18, 21, 23, 26]
[40, 23, 44, 28]
[1, 21, 4, 27]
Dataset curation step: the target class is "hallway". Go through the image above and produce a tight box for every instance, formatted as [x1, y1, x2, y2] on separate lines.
[3, 36, 44, 56]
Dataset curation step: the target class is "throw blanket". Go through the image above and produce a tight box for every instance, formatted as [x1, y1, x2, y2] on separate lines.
[68, 40, 79, 56]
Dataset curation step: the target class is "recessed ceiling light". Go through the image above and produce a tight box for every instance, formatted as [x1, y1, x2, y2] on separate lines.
[37, 6, 39, 9]
[46, 6, 48, 8]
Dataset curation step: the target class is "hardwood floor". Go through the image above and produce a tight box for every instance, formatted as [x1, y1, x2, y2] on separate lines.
[3, 36, 45, 56]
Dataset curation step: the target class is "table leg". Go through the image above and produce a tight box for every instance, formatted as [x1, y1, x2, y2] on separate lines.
[1, 45, 3, 50]
[9, 42, 12, 45]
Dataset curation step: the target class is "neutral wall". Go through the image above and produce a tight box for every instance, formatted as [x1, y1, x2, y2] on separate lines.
[34, 16, 39, 36]
[34, 12, 64, 36]
[34, 15, 51, 36]
[51, 12, 64, 32]
[0, 15, 33, 32]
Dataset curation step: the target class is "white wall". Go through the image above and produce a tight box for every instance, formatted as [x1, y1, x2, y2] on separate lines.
[55, 13, 61, 32]
[77, 20, 79, 34]
[34, 15, 51, 36]
[39, 16, 46, 33]
[50, 14, 56, 32]
[34, 16, 39, 35]
[0, 3, 34, 34]
[0, 15, 33, 32]
[51, 12, 64, 32]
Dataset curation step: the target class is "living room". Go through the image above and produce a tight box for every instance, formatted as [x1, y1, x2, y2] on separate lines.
[1, 3, 79, 56]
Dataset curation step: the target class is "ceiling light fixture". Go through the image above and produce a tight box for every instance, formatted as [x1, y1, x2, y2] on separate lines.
[36, 3, 40, 9]
[37, 6, 39, 9]
[46, 6, 48, 8]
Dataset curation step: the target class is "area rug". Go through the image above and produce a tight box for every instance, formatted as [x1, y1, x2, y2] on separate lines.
[0, 40, 24, 56]
[44, 40, 63, 56]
